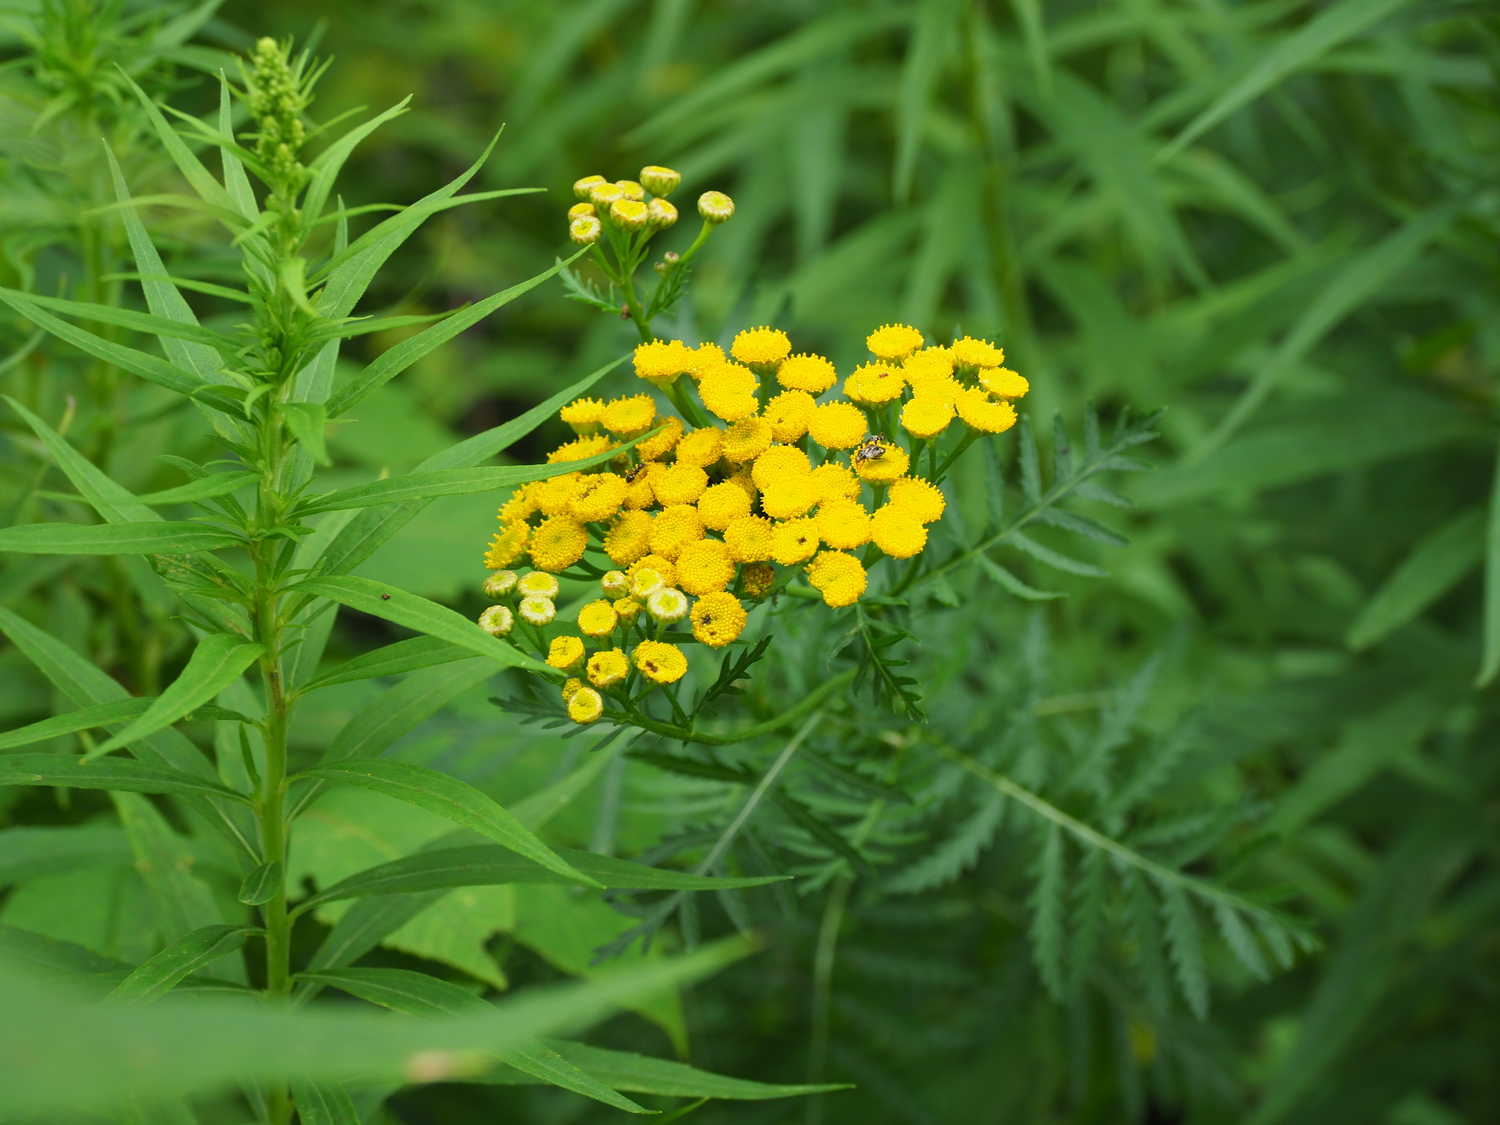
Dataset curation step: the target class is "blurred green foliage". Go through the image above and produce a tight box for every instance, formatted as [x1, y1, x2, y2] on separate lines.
[1, 0, 1497, 1123]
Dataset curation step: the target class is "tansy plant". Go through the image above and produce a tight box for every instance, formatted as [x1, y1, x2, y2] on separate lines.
[0, 39, 845, 1124]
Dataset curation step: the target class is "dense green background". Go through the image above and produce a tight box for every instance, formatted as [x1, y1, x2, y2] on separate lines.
[1, 1, 1497, 1123]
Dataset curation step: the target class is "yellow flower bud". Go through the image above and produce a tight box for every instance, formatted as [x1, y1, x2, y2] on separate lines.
[698, 190, 735, 225]
[615, 180, 646, 201]
[640, 165, 682, 196]
[569, 214, 602, 245]
[573, 175, 606, 201]
[611, 199, 650, 231]
[647, 198, 678, 228]
[589, 182, 625, 207]
[567, 202, 596, 220]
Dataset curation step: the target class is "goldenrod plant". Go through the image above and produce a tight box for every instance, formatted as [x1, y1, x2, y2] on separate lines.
[0, 38, 847, 1123]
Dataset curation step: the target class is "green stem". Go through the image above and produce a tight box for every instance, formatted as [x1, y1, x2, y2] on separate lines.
[932, 429, 979, 484]
[805, 874, 852, 1125]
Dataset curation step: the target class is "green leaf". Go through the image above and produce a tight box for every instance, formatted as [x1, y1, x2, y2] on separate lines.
[4, 396, 155, 524]
[313, 356, 623, 578]
[532, 1040, 850, 1099]
[93, 634, 265, 756]
[0, 826, 132, 886]
[295, 844, 786, 915]
[0, 698, 151, 751]
[977, 555, 1066, 601]
[1157, 0, 1420, 164]
[300, 636, 471, 692]
[1480, 445, 1500, 687]
[297, 761, 601, 889]
[319, 660, 496, 765]
[135, 472, 261, 507]
[894, 0, 961, 200]
[0, 521, 241, 555]
[291, 576, 549, 673]
[0, 754, 251, 803]
[296, 968, 651, 1114]
[1009, 532, 1108, 578]
[305, 893, 445, 975]
[297, 443, 633, 516]
[290, 1077, 360, 1125]
[278, 402, 330, 466]
[1347, 507, 1485, 651]
[0, 288, 240, 357]
[1159, 880, 1209, 1018]
[0, 923, 131, 977]
[238, 862, 283, 907]
[324, 249, 586, 418]
[106, 925, 261, 1005]
[119, 70, 239, 215]
[301, 98, 413, 228]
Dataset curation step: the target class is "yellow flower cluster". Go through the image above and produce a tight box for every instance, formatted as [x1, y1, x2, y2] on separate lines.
[481, 322, 1025, 723]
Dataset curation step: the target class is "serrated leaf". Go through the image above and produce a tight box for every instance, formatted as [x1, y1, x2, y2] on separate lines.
[0, 521, 240, 555]
[977, 555, 1066, 601]
[107, 925, 260, 1005]
[1029, 822, 1067, 999]
[1034, 507, 1129, 547]
[1159, 880, 1209, 1018]
[1212, 902, 1269, 981]
[297, 760, 600, 888]
[0, 754, 251, 803]
[1009, 532, 1108, 577]
[93, 634, 264, 755]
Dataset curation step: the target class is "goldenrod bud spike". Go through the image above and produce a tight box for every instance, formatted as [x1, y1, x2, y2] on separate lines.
[697, 190, 735, 225]
[573, 175, 606, 201]
[640, 165, 681, 197]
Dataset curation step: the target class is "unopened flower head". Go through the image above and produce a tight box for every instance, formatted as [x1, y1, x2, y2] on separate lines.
[518, 572, 560, 599]
[589, 182, 626, 208]
[547, 636, 586, 671]
[631, 567, 666, 601]
[518, 595, 556, 626]
[610, 199, 650, 231]
[615, 179, 646, 201]
[578, 599, 619, 638]
[647, 199, 678, 228]
[601, 570, 629, 597]
[647, 587, 690, 624]
[698, 190, 735, 224]
[614, 595, 642, 624]
[482, 570, 518, 598]
[640, 165, 681, 196]
[569, 215, 602, 246]
[573, 174, 606, 201]
[478, 605, 514, 637]
[567, 202, 596, 220]
[567, 686, 604, 724]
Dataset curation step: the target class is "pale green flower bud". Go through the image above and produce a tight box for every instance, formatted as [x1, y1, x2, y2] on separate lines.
[573, 175, 606, 201]
[640, 166, 681, 197]
[647, 198, 678, 229]
[479, 605, 514, 637]
[610, 199, 650, 231]
[697, 191, 734, 225]
[570, 214, 602, 245]
[482, 570, 517, 598]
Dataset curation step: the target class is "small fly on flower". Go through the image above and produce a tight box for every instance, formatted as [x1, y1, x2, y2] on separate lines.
[853, 434, 890, 464]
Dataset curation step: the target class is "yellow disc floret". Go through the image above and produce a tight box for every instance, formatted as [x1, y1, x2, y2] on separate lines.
[776, 353, 838, 394]
[569, 473, 627, 522]
[602, 394, 657, 437]
[951, 335, 1005, 369]
[978, 367, 1029, 400]
[548, 435, 615, 465]
[854, 443, 910, 484]
[810, 462, 861, 503]
[697, 482, 752, 530]
[724, 515, 774, 563]
[484, 523, 529, 569]
[586, 648, 629, 689]
[698, 363, 760, 422]
[765, 389, 816, 442]
[676, 538, 735, 595]
[547, 636, 586, 671]
[731, 327, 793, 369]
[740, 562, 775, 599]
[805, 550, 868, 607]
[844, 362, 905, 406]
[866, 323, 925, 361]
[629, 553, 677, 590]
[751, 445, 812, 490]
[888, 477, 945, 523]
[772, 518, 820, 566]
[636, 415, 683, 462]
[633, 339, 695, 386]
[654, 464, 710, 506]
[633, 640, 688, 684]
[807, 402, 867, 450]
[815, 498, 873, 549]
[690, 591, 747, 648]
[870, 503, 928, 558]
[649, 504, 704, 560]
[577, 599, 619, 638]
[675, 426, 724, 468]
[559, 397, 606, 433]
[604, 510, 653, 566]
[900, 396, 954, 439]
[530, 516, 588, 572]
[760, 475, 820, 520]
[722, 416, 773, 463]
[954, 388, 1018, 434]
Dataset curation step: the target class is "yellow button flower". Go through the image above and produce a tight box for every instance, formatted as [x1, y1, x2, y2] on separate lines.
[569, 473, 627, 522]
[613, 596, 641, 624]
[844, 362, 905, 406]
[601, 570, 629, 597]
[751, 445, 812, 490]
[628, 553, 677, 590]
[951, 335, 1005, 369]
[888, 477, 946, 523]
[633, 339, 695, 386]
[567, 686, 604, 724]
[573, 175, 606, 201]
[807, 402, 867, 450]
[586, 647, 630, 689]
[531, 474, 577, 515]
[604, 509, 653, 566]
[866, 323, 925, 361]
[561, 677, 585, 702]
[610, 198, 649, 231]
[569, 215, 602, 245]
[676, 538, 735, 595]
[724, 515, 774, 563]
[633, 639, 688, 684]
[484, 523, 528, 569]
[978, 367, 1029, 400]
[691, 591, 747, 648]
[546, 636, 585, 671]
[636, 415, 683, 461]
[497, 489, 537, 525]
[675, 426, 724, 468]
[654, 464, 710, 505]
[698, 363, 760, 422]
[772, 518, 820, 566]
[722, 416, 773, 463]
[815, 498, 873, 550]
[548, 434, 615, 464]
[954, 388, 1018, 434]
[765, 389, 816, 442]
[622, 463, 660, 510]
[760, 475, 820, 520]
[518, 571, 560, 598]
[559, 397, 605, 433]
[776, 353, 837, 394]
[731, 327, 792, 369]
[740, 562, 775, 599]
[649, 504, 704, 560]
[602, 394, 657, 437]
[687, 342, 727, 381]
[810, 462, 861, 503]
[903, 348, 956, 384]
[900, 396, 954, 440]
[727, 466, 758, 501]
[615, 179, 646, 201]
[805, 550, 867, 607]
[871, 503, 927, 559]
[577, 599, 619, 638]
[529, 516, 588, 572]
[589, 182, 625, 208]
[854, 442, 910, 484]
[697, 481, 752, 530]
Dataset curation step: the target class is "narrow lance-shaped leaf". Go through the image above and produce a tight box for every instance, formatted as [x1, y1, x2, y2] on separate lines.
[1479, 444, 1500, 687]
[106, 925, 261, 1005]
[134, 472, 261, 507]
[93, 634, 265, 756]
[0, 288, 241, 357]
[4, 396, 156, 523]
[296, 760, 602, 888]
[0, 754, 252, 803]
[1348, 506, 1484, 651]
[300, 635, 471, 692]
[0, 521, 242, 556]
[0, 698, 151, 751]
[289, 1077, 360, 1125]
